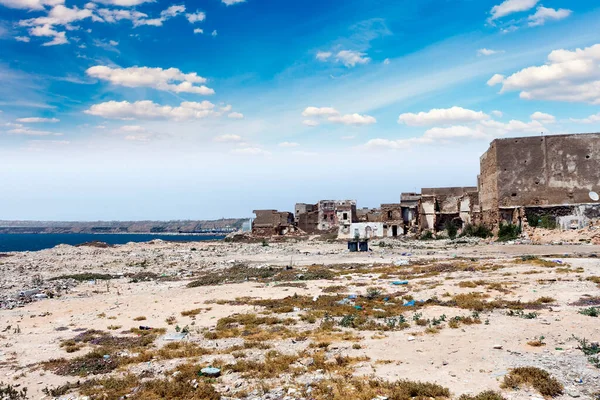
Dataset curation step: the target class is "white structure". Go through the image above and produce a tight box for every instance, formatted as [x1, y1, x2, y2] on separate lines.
[338, 222, 384, 240]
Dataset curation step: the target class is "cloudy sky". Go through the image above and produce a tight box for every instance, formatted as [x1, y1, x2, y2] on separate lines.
[0, 0, 599, 220]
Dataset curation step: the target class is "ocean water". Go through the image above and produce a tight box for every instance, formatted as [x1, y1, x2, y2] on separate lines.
[0, 233, 224, 252]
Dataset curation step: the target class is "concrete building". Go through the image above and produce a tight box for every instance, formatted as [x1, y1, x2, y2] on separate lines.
[479, 133, 600, 228]
[419, 187, 478, 232]
[317, 200, 357, 231]
[252, 210, 295, 236]
[381, 204, 404, 237]
[295, 203, 318, 233]
[338, 222, 384, 240]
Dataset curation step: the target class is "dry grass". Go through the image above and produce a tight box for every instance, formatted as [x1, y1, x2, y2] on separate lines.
[502, 367, 563, 397]
[80, 364, 220, 399]
[458, 391, 506, 400]
[181, 308, 203, 317]
[308, 377, 451, 400]
[132, 316, 146, 321]
[587, 276, 600, 288]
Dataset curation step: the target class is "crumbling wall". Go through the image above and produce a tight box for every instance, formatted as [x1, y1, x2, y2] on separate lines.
[479, 144, 500, 226]
[495, 133, 600, 208]
[419, 196, 436, 232]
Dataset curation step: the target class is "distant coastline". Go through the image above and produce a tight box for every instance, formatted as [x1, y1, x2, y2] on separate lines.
[0, 218, 247, 236]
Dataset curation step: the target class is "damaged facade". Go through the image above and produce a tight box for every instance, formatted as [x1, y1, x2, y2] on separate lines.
[479, 133, 600, 230]
[252, 210, 295, 236]
[252, 133, 600, 238]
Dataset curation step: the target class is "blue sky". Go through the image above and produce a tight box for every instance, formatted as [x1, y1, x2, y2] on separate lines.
[0, 0, 599, 220]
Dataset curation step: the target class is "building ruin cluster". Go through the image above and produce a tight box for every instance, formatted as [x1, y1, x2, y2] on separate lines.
[252, 133, 600, 239]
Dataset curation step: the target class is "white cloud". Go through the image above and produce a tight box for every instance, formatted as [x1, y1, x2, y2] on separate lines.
[491, 110, 503, 117]
[96, 8, 148, 24]
[0, 0, 63, 10]
[494, 43, 600, 104]
[15, 36, 31, 42]
[160, 5, 185, 19]
[186, 11, 205, 23]
[569, 113, 600, 124]
[84, 100, 220, 120]
[211, 30, 217, 37]
[530, 111, 556, 123]
[119, 125, 145, 132]
[383, 58, 390, 65]
[478, 48, 504, 56]
[20, 5, 93, 27]
[335, 50, 370, 68]
[489, 0, 539, 21]
[95, 4, 184, 27]
[86, 65, 214, 95]
[302, 106, 375, 126]
[302, 107, 339, 117]
[109, 40, 118, 46]
[365, 117, 547, 151]
[19, 5, 94, 46]
[316, 51, 332, 61]
[30, 26, 67, 46]
[487, 73, 505, 86]
[528, 6, 572, 27]
[398, 106, 490, 126]
[214, 134, 242, 142]
[94, 0, 154, 6]
[279, 142, 299, 148]
[228, 112, 244, 119]
[220, 105, 232, 112]
[193, 28, 203, 34]
[222, 0, 245, 5]
[328, 113, 376, 126]
[7, 127, 60, 136]
[16, 117, 59, 123]
[231, 147, 271, 156]
[302, 120, 319, 127]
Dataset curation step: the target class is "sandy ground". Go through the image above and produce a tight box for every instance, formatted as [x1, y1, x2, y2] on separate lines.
[1, 238, 599, 399]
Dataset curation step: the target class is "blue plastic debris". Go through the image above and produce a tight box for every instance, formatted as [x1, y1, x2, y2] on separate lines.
[348, 294, 358, 299]
[392, 281, 409, 285]
[354, 305, 363, 310]
[404, 300, 416, 307]
[336, 298, 352, 305]
[383, 297, 389, 302]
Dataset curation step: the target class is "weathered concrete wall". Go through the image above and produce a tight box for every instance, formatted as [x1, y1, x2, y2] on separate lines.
[479, 143, 500, 226]
[338, 222, 384, 240]
[494, 133, 600, 207]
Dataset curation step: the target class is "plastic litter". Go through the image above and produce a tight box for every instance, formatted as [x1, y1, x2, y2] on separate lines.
[139, 326, 153, 330]
[336, 299, 352, 305]
[392, 281, 409, 285]
[404, 300, 415, 307]
[394, 259, 410, 266]
[354, 305, 363, 310]
[163, 332, 187, 341]
[200, 367, 221, 377]
[348, 294, 357, 299]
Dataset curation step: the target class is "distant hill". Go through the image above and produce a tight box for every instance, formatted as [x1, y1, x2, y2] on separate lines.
[0, 219, 248, 234]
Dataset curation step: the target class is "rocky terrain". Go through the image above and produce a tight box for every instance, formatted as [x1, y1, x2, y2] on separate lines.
[0, 238, 599, 399]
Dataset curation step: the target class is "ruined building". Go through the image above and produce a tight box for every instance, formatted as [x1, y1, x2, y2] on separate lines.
[418, 187, 478, 233]
[295, 200, 357, 233]
[479, 133, 600, 230]
[253, 133, 600, 238]
[252, 210, 295, 236]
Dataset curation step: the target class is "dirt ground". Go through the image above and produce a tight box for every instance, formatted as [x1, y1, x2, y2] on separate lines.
[0, 238, 599, 399]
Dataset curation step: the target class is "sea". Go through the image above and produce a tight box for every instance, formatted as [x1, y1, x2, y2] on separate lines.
[0, 233, 225, 253]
